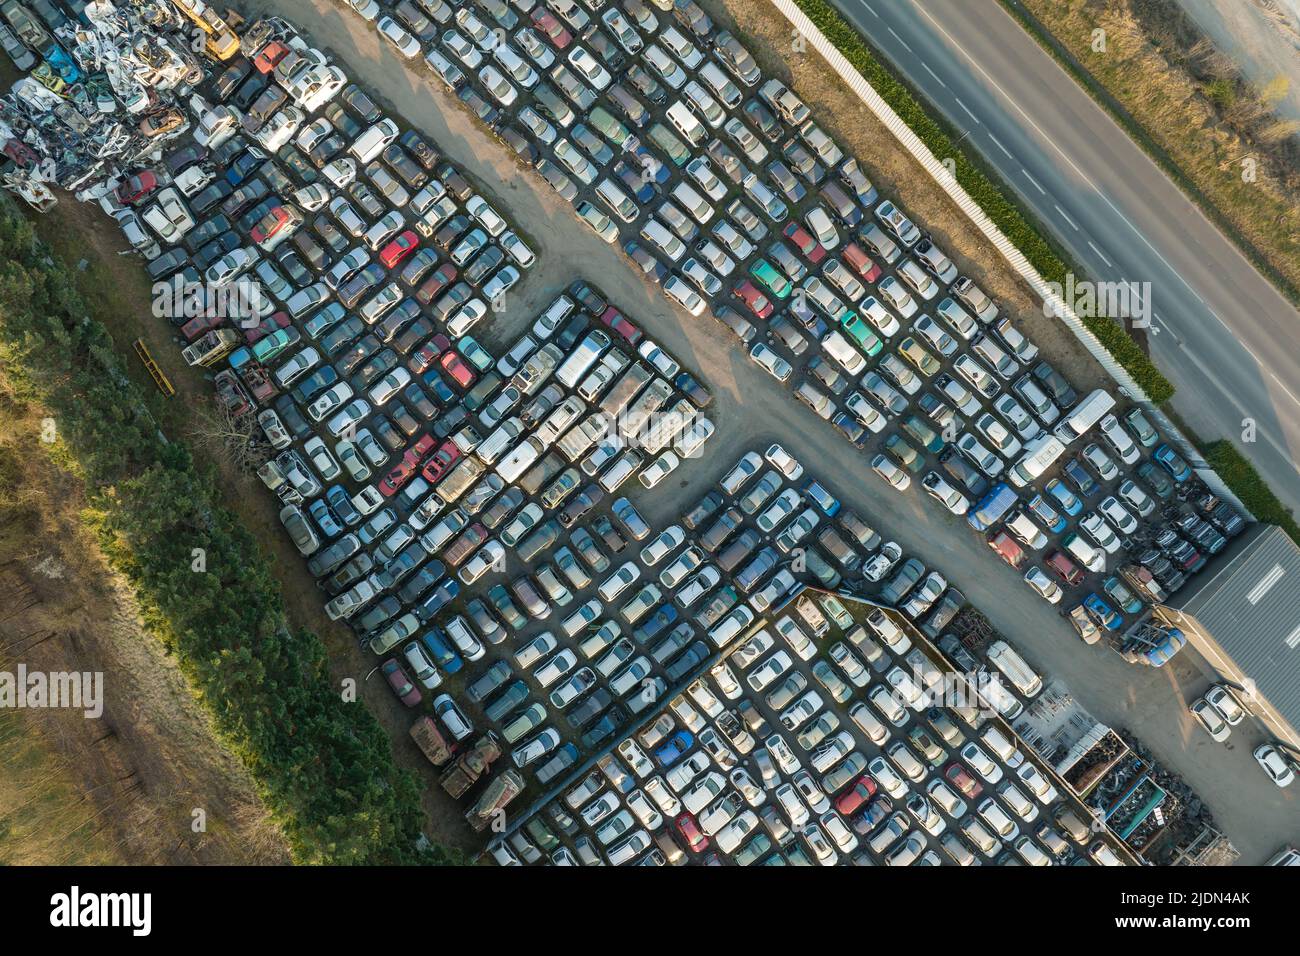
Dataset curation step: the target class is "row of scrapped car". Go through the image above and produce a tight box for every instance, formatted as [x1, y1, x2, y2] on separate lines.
[489, 532, 1116, 866]
[343, 0, 1244, 653]
[350, 283, 730, 785]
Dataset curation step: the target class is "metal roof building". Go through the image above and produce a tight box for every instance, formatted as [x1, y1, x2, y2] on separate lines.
[1153, 524, 1300, 751]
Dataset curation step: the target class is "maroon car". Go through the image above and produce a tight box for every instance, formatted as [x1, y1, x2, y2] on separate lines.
[674, 812, 709, 853]
[382, 658, 422, 707]
[943, 760, 983, 800]
[115, 171, 159, 206]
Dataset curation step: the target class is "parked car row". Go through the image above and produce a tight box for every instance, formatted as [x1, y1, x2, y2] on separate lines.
[342, 0, 1238, 656]
[493, 574, 1119, 866]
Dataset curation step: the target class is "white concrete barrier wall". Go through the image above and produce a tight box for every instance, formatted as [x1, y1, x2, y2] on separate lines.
[767, 0, 1254, 518]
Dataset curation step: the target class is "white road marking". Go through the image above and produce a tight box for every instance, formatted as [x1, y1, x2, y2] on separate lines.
[863, 1, 879, 16]
[954, 97, 979, 123]
[904, 0, 1300, 417]
[988, 133, 1013, 159]
[922, 62, 946, 87]
[887, 27, 913, 53]
[1022, 169, 1046, 195]
[1087, 241, 1113, 267]
[1053, 204, 1078, 230]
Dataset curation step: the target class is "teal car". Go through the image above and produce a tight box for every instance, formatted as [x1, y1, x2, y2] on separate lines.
[749, 258, 792, 299]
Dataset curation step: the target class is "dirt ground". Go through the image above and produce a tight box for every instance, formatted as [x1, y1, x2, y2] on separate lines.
[28, 199, 481, 854]
[0, 386, 289, 865]
[708, 0, 1113, 396]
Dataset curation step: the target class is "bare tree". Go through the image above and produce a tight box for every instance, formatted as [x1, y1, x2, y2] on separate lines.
[189, 403, 269, 475]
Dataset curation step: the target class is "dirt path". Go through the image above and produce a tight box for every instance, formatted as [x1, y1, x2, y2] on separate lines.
[0, 389, 289, 865]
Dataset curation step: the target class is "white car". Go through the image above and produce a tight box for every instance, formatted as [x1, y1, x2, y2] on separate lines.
[750, 343, 792, 382]
[921, 472, 969, 515]
[664, 274, 706, 315]
[1204, 684, 1246, 725]
[1254, 744, 1295, 787]
[378, 16, 420, 57]
[640, 526, 685, 566]
[1023, 566, 1063, 604]
[764, 443, 804, 480]
[1189, 697, 1230, 742]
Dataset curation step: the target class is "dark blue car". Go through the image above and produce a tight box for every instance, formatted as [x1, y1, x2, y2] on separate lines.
[420, 628, 463, 674]
[326, 484, 362, 527]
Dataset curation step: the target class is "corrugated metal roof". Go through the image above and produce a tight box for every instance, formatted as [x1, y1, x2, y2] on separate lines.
[1167, 525, 1300, 728]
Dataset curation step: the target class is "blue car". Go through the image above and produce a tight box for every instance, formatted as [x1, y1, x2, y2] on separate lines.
[653, 729, 695, 766]
[1153, 443, 1192, 483]
[803, 478, 841, 517]
[415, 579, 460, 621]
[1026, 493, 1067, 534]
[1062, 457, 1099, 499]
[421, 368, 457, 404]
[1082, 593, 1123, 631]
[327, 484, 362, 527]
[307, 498, 344, 539]
[420, 628, 463, 674]
[1044, 478, 1082, 516]
[225, 148, 266, 187]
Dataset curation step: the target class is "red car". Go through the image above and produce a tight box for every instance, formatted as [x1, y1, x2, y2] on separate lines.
[421, 440, 461, 484]
[253, 40, 290, 74]
[414, 263, 458, 306]
[407, 333, 452, 373]
[943, 760, 984, 800]
[379, 230, 420, 269]
[599, 306, 642, 345]
[841, 242, 882, 283]
[251, 205, 294, 245]
[782, 222, 826, 264]
[243, 310, 290, 344]
[381, 659, 422, 707]
[115, 171, 159, 206]
[834, 774, 878, 815]
[440, 351, 476, 389]
[732, 280, 774, 319]
[1044, 549, 1085, 587]
[674, 812, 709, 853]
[181, 312, 223, 342]
[213, 370, 251, 417]
[530, 9, 572, 48]
[379, 434, 437, 496]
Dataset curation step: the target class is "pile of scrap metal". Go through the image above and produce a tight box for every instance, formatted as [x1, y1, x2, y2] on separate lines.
[0, 0, 241, 209]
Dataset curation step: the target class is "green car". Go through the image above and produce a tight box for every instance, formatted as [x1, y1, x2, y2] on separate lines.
[841, 312, 883, 356]
[733, 832, 775, 866]
[885, 433, 924, 473]
[749, 259, 792, 299]
[902, 415, 944, 454]
[898, 336, 942, 377]
[588, 106, 631, 148]
[648, 122, 691, 167]
[251, 327, 299, 363]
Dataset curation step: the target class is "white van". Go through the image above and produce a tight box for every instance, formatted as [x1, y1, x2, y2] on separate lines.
[556, 330, 612, 389]
[666, 100, 706, 146]
[821, 330, 867, 376]
[1053, 388, 1116, 445]
[349, 118, 400, 163]
[986, 640, 1043, 698]
[496, 436, 545, 484]
[671, 181, 714, 224]
[641, 218, 686, 261]
[477, 418, 525, 465]
[1008, 434, 1066, 487]
[595, 178, 638, 223]
[979, 726, 1025, 768]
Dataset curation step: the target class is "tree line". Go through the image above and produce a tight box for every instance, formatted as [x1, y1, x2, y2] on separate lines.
[0, 200, 462, 865]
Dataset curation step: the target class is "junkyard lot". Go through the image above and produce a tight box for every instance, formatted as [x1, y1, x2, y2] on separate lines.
[231, 0, 1297, 861]
[29, 0, 1291, 858]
